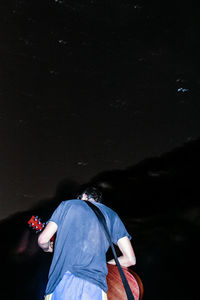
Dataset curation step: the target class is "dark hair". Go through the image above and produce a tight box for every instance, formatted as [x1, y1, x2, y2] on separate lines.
[78, 187, 103, 203]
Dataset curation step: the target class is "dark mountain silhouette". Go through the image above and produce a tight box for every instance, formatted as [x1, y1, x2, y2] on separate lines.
[90, 138, 200, 217]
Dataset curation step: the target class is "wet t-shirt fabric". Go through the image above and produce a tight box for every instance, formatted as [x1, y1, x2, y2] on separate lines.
[45, 199, 131, 295]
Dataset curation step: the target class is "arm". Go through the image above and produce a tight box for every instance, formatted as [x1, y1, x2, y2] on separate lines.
[107, 236, 136, 267]
[38, 221, 58, 252]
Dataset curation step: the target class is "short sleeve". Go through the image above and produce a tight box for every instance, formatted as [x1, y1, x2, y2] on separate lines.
[111, 214, 132, 245]
[48, 201, 65, 226]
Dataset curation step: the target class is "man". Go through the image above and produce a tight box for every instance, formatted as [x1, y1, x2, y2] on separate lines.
[38, 187, 136, 299]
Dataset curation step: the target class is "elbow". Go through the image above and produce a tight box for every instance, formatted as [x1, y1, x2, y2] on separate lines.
[128, 256, 136, 267]
[38, 235, 48, 247]
[131, 256, 136, 266]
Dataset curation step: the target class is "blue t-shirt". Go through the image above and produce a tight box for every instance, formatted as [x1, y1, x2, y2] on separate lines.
[45, 199, 131, 295]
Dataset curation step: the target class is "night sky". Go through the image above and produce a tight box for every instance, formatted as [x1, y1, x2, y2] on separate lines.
[1, 1, 200, 300]
[1, 0, 200, 220]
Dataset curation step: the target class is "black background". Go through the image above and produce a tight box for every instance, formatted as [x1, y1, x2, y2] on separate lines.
[0, 1, 200, 299]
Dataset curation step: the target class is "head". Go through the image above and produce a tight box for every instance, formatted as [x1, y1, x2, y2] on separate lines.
[78, 187, 103, 203]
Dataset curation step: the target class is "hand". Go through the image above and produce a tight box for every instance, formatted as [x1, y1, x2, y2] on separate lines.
[44, 241, 54, 253]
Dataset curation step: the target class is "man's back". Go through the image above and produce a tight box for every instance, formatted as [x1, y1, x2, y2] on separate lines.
[45, 199, 131, 295]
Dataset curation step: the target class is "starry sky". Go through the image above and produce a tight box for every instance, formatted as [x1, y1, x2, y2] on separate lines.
[0, 0, 200, 219]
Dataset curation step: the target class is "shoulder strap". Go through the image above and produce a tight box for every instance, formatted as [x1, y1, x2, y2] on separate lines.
[84, 201, 135, 300]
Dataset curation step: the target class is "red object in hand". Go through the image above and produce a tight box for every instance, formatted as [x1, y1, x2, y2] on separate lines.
[28, 215, 44, 232]
[28, 215, 55, 242]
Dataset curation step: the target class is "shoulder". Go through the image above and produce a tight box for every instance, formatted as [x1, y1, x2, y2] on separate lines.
[95, 203, 118, 220]
[62, 199, 82, 206]
[61, 199, 88, 210]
